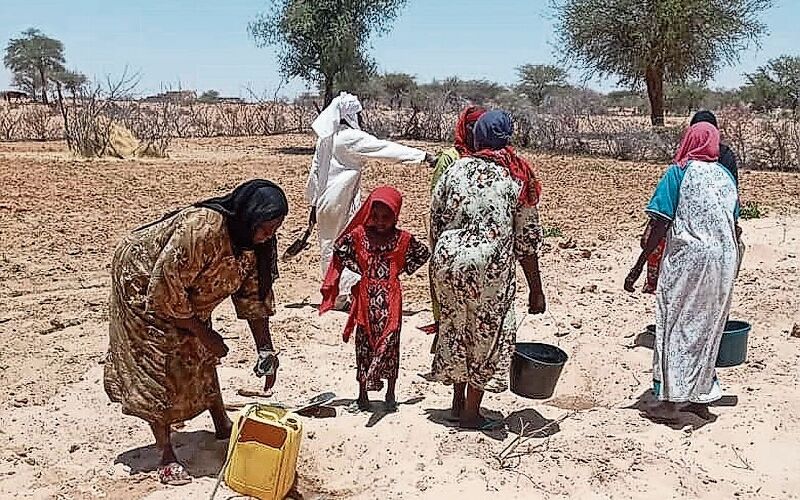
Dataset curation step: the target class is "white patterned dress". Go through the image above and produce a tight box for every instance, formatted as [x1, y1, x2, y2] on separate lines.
[429, 157, 542, 392]
[647, 160, 739, 403]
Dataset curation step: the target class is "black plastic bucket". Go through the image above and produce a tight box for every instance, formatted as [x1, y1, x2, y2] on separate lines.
[644, 321, 750, 368]
[510, 342, 568, 399]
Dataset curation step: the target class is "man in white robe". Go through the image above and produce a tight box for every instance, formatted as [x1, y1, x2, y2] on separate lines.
[306, 92, 432, 309]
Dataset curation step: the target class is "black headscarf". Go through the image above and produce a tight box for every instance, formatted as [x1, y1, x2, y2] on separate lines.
[195, 179, 289, 300]
[690, 110, 718, 128]
[690, 110, 738, 184]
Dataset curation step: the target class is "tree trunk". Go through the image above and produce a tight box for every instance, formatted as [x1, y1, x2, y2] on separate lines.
[645, 65, 665, 127]
[38, 66, 49, 105]
[55, 82, 72, 150]
[323, 76, 334, 109]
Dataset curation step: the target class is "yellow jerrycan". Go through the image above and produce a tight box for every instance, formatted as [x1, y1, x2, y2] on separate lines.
[223, 403, 302, 500]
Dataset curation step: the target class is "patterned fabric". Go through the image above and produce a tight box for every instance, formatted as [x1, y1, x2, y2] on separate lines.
[648, 160, 739, 403]
[643, 239, 666, 294]
[645, 163, 738, 292]
[104, 207, 275, 424]
[429, 147, 461, 323]
[335, 229, 429, 391]
[471, 110, 543, 207]
[429, 157, 542, 393]
[430, 147, 459, 192]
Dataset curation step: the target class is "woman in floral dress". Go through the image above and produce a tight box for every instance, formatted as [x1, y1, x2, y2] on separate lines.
[429, 110, 546, 430]
[104, 180, 288, 485]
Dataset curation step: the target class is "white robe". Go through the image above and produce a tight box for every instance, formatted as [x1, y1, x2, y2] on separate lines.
[306, 127, 425, 299]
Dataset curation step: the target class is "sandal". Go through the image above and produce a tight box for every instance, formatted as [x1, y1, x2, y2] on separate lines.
[158, 462, 192, 486]
[346, 400, 370, 414]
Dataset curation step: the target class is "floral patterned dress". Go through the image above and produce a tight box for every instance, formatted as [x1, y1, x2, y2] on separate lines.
[104, 207, 275, 425]
[429, 157, 542, 393]
[335, 229, 429, 391]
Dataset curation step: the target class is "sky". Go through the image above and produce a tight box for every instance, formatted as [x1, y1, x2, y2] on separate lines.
[1, 0, 798, 99]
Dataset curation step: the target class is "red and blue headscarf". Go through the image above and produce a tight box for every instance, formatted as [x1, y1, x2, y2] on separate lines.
[471, 110, 542, 207]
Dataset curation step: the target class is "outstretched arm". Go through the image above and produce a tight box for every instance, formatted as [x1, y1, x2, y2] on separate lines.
[343, 129, 429, 164]
[624, 218, 669, 292]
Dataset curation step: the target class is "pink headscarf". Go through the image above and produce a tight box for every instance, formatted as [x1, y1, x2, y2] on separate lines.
[673, 122, 720, 168]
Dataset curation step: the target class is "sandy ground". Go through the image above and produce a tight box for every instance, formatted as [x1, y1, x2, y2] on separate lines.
[1, 135, 799, 499]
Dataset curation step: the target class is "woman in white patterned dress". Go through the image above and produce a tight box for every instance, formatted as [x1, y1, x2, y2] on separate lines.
[429, 110, 546, 430]
[625, 122, 741, 422]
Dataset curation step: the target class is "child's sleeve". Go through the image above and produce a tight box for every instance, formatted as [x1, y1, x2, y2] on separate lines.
[333, 234, 360, 273]
[404, 235, 431, 275]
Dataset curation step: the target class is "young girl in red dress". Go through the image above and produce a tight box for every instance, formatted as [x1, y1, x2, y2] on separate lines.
[320, 186, 430, 411]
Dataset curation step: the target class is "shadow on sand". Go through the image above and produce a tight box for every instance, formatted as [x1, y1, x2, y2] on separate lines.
[273, 146, 316, 156]
[424, 406, 564, 441]
[330, 396, 425, 428]
[624, 390, 736, 430]
[116, 430, 226, 478]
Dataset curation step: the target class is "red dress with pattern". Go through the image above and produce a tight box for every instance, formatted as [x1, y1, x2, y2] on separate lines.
[334, 227, 429, 391]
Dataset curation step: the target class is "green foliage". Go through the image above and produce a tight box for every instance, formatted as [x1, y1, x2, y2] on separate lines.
[199, 89, 221, 103]
[740, 201, 766, 220]
[552, 0, 772, 125]
[54, 70, 88, 96]
[604, 90, 648, 112]
[249, 0, 408, 106]
[516, 64, 569, 106]
[741, 56, 800, 112]
[4, 28, 67, 104]
[665, 81, 709, 114]
[381, 72, 417, 109]
[543, 226, 564, 238]
[417, 77, 506, 107]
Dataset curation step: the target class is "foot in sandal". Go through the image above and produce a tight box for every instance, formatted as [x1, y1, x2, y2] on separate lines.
[158, 462, 192, 486]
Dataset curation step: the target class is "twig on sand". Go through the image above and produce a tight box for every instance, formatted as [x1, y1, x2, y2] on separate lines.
[495, 411, 577, 468]
[729, 447, 754, 471]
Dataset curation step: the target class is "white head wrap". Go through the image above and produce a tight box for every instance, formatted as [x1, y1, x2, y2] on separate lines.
[311, 91, 362, 138]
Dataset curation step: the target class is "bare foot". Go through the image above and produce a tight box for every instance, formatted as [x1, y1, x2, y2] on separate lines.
[449, 396, 464, 422]
[214, 416, 233, 440]
[640, 401, 682, 423]
[385, 393, 398, 412]
[683, 402, 713, 420]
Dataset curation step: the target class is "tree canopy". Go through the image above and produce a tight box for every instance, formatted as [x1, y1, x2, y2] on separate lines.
[552, 0, 773, 125]
[742, 55, 800, 112]
[4, 28, 67, 104]
[249, 0, 408, 107]
[516, 64, 569, 106]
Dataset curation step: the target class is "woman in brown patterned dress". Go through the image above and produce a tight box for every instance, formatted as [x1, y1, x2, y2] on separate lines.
[103, 180, 288, 485]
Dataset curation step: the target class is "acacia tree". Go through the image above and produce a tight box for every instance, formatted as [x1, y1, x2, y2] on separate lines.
[381, 72, 416, 109]
[4, 28, 67, 104]
[665, 81, 709, 114]
[249, 0, 408, 107]
[742, 55, 800, 112]
[552, 0, 772, 126]
[516, 64, 569, 106]
[54, 70, 88, 96]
